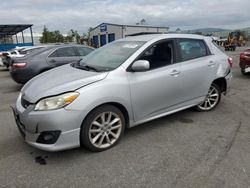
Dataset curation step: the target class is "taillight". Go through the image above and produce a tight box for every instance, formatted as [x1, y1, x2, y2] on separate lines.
[228, 57, 233, 68]
[240, 52, 245, 59]
[12, 62, 27, 69]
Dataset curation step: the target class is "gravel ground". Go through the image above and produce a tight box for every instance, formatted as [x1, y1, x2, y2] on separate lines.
[0, 47, 249, 188]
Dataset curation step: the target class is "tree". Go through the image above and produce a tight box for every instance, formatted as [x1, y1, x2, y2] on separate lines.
[39, 26, 49, 43]
[40, 26, 64, 43]
[39, 26, 87, 44]
[87, 27, 93, 45]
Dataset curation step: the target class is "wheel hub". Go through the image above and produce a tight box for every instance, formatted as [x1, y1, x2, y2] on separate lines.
[89, 111, 122, 149]
[198, 85, 219, 111]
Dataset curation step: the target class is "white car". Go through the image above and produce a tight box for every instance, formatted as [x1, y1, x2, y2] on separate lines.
[0, 53, 4, 66]
[8, 46, 45, 58]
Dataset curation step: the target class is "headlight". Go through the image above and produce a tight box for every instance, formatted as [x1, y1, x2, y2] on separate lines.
[34, 92, 79, 111]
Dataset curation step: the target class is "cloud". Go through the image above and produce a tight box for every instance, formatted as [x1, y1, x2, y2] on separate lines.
[0, 0, 249, 33]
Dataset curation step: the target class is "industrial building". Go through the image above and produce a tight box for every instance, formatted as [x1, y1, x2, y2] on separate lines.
[89, 23, 169, 47]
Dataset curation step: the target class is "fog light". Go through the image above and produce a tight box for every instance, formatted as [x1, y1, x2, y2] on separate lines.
[36, 131, 61, 144]
[43, 134, 54, 141]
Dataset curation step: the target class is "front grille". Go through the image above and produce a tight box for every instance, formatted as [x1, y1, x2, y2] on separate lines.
[21, 97, 31, 108]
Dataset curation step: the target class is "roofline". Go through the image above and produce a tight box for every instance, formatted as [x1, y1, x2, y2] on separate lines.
[90, 22, 169, 31]
[0, 24, 33, 38]
[0, 24, 33, 26]
[117, 33, 210, 42]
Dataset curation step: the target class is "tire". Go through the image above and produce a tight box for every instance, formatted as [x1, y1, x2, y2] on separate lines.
[195, 83, 221, 112]
[241, 68, 247, 75]
[80, 105, 125, 152]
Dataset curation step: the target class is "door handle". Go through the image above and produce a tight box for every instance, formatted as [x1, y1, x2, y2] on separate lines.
[49, 59, 56, 63]
[170, 70, 181, 76]
[208, 61, 215, 67]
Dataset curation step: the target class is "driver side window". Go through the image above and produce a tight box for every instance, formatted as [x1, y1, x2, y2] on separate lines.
[138, 40, 174, 70]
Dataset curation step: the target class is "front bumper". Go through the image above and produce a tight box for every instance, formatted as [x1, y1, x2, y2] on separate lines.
[12, 94, 87, 151]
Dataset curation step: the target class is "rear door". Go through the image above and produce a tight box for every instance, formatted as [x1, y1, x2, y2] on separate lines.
[47, 47, 80, 67]
[176, 38, 216, 101]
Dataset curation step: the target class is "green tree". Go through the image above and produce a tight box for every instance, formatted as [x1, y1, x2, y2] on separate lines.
[40, 26, 87, 44]
[40, 26, 64, 43]
[87, 27, 93, 45]
[39, 26, 50, 43]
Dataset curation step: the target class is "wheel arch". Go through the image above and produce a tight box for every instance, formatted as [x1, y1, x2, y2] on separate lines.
[212, 77, 227, 93]
[82, 102, 130, 128]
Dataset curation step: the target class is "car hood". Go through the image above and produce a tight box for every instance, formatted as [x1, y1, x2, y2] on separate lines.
[21, 64, 108, 103]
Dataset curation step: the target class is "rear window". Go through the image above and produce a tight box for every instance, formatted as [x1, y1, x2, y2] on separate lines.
[178, 39, 209, 61]
[77, 47, 94, 56]
[19, 47, 43, 55]
[212, 41, 225, 53]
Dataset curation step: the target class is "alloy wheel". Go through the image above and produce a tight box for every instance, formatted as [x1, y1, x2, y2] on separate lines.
[88, 111, 122, 149]
[197, 85, 220, 111]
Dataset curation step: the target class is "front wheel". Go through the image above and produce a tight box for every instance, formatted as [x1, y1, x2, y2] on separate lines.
[195, 84, 221, 112]
[80, 105, 125, 152]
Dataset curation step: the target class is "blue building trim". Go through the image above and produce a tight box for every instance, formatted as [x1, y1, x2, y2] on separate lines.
[0, 42, 33, 51]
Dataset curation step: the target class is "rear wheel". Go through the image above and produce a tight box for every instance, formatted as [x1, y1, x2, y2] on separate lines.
[241, 68, 248, 75]
[80, 105, 125, 152]
[196, 84, 221, 112]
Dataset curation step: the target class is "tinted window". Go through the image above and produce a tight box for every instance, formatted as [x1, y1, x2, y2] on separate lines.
[178, 39, 208, 61]
[50, 47, 77, 57]
[77, 47, 94, 56]
[139, 40, 174, 70]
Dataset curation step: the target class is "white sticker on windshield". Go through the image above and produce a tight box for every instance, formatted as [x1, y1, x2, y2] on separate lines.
[123, 44, 139, 49]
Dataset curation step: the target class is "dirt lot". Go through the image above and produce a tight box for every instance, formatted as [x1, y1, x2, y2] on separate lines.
[0, 47, 250, 188]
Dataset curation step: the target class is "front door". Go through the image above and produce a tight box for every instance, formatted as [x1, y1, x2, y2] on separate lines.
[127, 40, 184, 122]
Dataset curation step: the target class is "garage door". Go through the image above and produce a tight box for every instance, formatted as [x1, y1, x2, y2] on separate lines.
[108, 33, 115, 43]
[93, 36, 98, 47]
[100, 34, 106, 46]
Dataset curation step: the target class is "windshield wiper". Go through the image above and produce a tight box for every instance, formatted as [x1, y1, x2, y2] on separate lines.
[83, 65, 100, 72]
[72, 62, 100, 72]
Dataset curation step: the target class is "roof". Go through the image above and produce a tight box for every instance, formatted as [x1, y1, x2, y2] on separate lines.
[91, 23, 169, 31]
[0, 24, 33, 38]
[118, 34, 210, 42]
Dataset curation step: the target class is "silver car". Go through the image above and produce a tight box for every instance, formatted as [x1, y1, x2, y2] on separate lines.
[12, 34, 233, 152]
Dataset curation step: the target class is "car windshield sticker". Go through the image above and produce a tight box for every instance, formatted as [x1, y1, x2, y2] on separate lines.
[122, 44, 139, 49]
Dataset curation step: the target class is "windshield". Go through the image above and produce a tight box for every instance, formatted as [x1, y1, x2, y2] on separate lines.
[78, 41, 145, 71]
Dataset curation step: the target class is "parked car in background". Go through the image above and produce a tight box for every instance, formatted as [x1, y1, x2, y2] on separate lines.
[11, 46, 46, 58]
[1, 46, 46, 68]
[10, 44, 94, 84]
[239, 48, 250, 75]
[0, 52, 4, 66]
[12, 34, 232, 152]
[1, 51, 12, 68]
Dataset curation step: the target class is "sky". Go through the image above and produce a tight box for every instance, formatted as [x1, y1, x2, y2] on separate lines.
[0, 0, 249, 34]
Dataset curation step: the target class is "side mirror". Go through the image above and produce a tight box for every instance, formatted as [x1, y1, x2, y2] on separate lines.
[131, 60, 150, 72]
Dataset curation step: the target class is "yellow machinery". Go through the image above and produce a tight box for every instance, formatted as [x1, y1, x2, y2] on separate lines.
[224, 31, 246, 51]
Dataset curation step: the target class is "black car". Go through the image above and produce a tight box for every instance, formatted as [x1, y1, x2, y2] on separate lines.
[10, 44, 94, 84]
